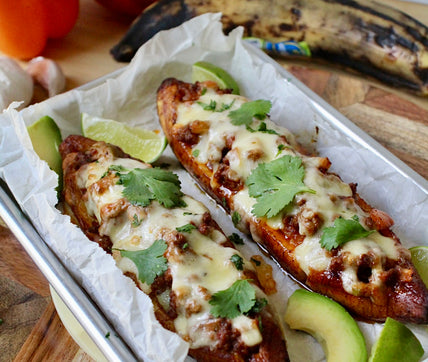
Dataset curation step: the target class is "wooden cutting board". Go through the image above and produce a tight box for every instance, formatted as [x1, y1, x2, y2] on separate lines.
[0, 0, 427, 361]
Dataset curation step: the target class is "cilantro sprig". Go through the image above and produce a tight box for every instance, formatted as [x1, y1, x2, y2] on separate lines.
[231, 254, 244, 270]
[320, 215, 375, 251]
[209, 280, 260, 319]
[246, 121, 279, 135]
[117, 167, 185, 208]
[197, 99, 235, 112]
[229, 233, 245, 245]
[229, 100, 272, 127]
[246, 155, 315, 218]
[176, 223, 197, 233]
[119, 239, 168, 285]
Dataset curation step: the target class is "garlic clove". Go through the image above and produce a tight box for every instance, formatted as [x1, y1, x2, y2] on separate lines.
[26, 56, 66, 98]
[0, 56, 34, 111]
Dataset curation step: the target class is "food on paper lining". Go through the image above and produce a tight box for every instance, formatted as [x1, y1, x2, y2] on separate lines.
[111, 0, 428, 96]
[0, 56, 33, 110]
[156, 77, 428, 324]
[59, 135, 288, 361]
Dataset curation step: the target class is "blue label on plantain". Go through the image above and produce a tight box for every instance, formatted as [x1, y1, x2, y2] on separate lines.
[244, 37, 311, 57]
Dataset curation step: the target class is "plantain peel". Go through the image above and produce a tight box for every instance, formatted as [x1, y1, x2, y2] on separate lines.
[111, 0, 428, 96]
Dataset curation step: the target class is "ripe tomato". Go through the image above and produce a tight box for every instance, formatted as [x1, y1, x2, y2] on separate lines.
[44, 0, 80, 39]
[0, 0, 79, 59]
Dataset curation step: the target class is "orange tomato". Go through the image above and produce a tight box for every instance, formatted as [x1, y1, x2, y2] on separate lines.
[0, 0, 79, 59]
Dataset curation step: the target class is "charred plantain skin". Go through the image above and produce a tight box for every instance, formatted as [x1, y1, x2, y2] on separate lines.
[111, 0, 428, 96]
[110, 0, 194, 62]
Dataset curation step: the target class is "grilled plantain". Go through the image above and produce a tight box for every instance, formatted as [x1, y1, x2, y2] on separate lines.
[111, 0, 428, 95]
[156, 77, 428, 324]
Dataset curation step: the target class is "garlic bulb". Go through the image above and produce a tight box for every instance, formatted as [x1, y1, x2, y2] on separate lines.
[27, 56, 66, 97]
[0, 56, 34, 111]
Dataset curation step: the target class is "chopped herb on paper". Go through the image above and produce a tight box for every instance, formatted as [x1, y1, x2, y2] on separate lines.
[246, 155, 315, 218]
[320, 215, 375, 251]
[119, 239, 168, 285]
[232, 211, 241, 226]
[229, 233, 245, 245]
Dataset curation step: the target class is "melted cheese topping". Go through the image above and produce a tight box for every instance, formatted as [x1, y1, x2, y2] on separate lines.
[176, 88, 401, 296]
[76, 144, 265, 349]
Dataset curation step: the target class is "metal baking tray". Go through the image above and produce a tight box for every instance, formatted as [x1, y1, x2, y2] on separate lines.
[1, 39, 427, 361]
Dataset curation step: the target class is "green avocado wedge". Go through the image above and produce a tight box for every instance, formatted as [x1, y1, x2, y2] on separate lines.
[27, 115, 63, 191]
[284, 289, 367, 362]
[368, 317, 423, 362]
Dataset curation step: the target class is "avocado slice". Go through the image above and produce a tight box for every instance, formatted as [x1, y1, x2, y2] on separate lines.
[369, 317, 423, 362]
[27, 115, 63, 190]
[284, 289, 367, 362]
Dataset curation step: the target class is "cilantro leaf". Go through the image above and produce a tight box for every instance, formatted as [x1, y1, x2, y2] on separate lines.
[246, 155, 315, 218]
[229, 233, 245, 245]
[232, 211, 241, 226]
[197, 99, 235, 112]
[216, 99, 235, 112]
[118, 168, 185, 208]
[197, 100, 217, 111]
[320, 215, 375, 251]
[131, 214, 142, 227]
[192, 149, 200, 157]
[120, 239, 168, 285]
[209, 280, 256, 319]
[246, 121, 279, 135]
[229, 100, 272, 127]
[231, 254, 244, 270]
[176, 223, 197, 233]
[249, 298, 268, 314]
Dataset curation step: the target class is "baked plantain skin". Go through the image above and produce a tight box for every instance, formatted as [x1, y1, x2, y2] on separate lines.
[112, 0, 428, 96]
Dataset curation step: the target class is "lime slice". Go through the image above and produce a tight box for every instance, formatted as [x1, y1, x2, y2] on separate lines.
[27, 115, 63, 175]
[368, 317, 423, 362]
[81, 113, 167, 163]
[410, 246, 428, 288]
[192, 61, 240, 95]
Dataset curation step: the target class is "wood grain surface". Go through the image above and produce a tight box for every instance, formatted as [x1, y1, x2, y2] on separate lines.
[0, 0, 427, 361]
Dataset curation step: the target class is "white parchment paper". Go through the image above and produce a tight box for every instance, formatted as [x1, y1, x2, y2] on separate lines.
[0, 13, 427, 361]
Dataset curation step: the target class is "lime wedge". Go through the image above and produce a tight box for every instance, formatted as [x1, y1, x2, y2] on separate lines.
[27, 115, 63, 176]
[192, 61, 240, 95]
[368, 317, 423, 362]
[410, 246, 428, 288]
[81, 113, 167, 163]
